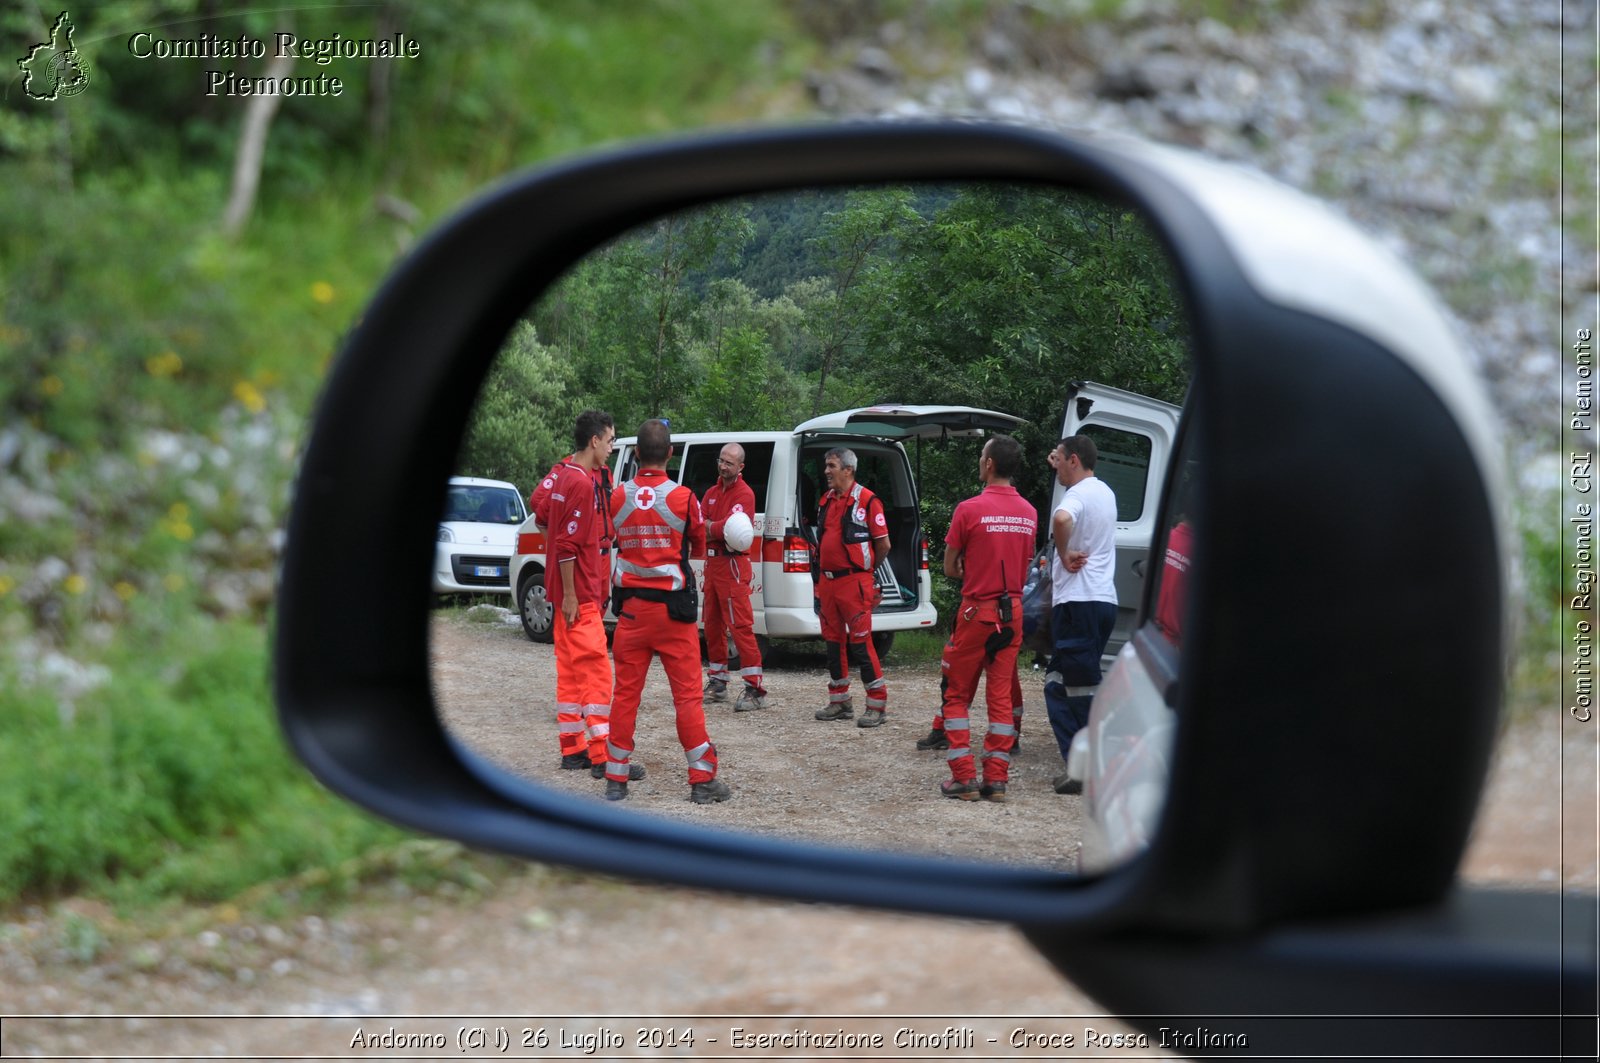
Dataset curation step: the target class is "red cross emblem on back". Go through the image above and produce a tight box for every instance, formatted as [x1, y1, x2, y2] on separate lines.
[636, 486, 656, 510]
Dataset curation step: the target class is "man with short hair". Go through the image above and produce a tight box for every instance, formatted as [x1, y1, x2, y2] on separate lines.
[607, 419, 732, 804]
[933, 435, 1038, 802]
[530, 453, 613, 536]
[701, 442, 768, 711]
[812, 447, 891, 727]
[1044, 435, 1119, 795]
[548, 410, 621, 776]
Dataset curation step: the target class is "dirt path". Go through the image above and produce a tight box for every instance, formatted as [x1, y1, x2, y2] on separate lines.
[2, 612, 1590, 1059]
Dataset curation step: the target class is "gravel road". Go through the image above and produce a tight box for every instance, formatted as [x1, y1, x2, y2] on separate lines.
[2, 611, 1589, 1059]
[432, 612, 1087, 870]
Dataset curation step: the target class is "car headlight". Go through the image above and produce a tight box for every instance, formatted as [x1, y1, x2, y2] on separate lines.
[436, 526, 454, 543]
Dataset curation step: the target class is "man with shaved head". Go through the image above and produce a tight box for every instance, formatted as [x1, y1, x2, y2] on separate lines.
[701, 441, 768, 711]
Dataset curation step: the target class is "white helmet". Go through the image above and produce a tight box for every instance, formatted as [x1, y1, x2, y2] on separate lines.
[721, 511, 754, 553]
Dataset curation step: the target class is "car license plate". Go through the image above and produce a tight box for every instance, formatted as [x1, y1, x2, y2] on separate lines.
[475, 565, 505, 578]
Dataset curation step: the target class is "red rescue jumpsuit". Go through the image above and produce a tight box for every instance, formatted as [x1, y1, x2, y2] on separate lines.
[546, 460, 614, 766]
[607, 471, 719, 785]
[816, 482, 888, 715]
[939, 485, 1038, 786]
[702, 474, 764, 696]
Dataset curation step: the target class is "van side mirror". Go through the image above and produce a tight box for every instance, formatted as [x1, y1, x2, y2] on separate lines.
[276, 123, 1511, 939]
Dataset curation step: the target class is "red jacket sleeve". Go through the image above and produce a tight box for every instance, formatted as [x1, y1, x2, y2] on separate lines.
[867, 492, 890, 540]
[683, 488, 707, 560]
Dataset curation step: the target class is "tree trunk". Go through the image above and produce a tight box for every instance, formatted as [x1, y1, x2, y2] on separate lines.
[222, 31, 295, 238]
[368, 3, 399, 146]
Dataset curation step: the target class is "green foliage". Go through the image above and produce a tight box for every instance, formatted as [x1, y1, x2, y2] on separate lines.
[1507, 483, 1564, 722]
[1, 0, 815, 913]
[456, 323, 576, 488]
[0, 620, 405, 907]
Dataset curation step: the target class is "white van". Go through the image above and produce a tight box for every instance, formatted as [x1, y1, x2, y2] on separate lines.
[1050, 381, 1183, 658]
[510, 384, 1183, 657]
[510, 405, 1026, 652]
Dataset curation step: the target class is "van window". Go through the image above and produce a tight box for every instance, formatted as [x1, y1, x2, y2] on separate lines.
[678, 441, 775, 511]
[799, 442, 915, 519]
[1079, 425, 1153, 523]
[616, 447, 680, 485]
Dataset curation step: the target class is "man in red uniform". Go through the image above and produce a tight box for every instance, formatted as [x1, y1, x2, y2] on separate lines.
[1153, 513, 1193, 646]
[812, 447, 891, 728]
[701, 442, 768, 712]
[606, 419, 733, 804]
[547, 410, 622, 777]
[934, 435, 1038, 802]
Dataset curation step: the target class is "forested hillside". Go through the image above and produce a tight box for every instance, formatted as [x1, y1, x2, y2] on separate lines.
[460, 184, 1189, 522]
[0, 0, 816, 907]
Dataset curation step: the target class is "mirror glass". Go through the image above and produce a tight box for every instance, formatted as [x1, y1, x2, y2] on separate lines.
[430, 182, 1191, 875]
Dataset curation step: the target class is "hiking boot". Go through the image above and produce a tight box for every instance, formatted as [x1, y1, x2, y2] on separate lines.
[593, 761, 646, 781]
[733, 688, 769, 712]
[689, 778, 733, 804]
[560, 752, 591, 771]
[1053, 772, 1082, 795]
[980, 781, 1008, 803]
[815, 699, 854, 721]
[940, 778, 981, 801]
[856, 708, 887, 728]
[1011, 735, 1021, 755]
[915, 729, 949, 751]
[704, 678, 729, 702]
[605, 780, 629, 801]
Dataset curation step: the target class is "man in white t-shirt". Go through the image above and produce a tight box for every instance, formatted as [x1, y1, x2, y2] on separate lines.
[1044, 435, 1119, 795]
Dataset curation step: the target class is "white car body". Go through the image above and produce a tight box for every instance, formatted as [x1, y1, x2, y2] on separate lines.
[433, 476, 527, 596]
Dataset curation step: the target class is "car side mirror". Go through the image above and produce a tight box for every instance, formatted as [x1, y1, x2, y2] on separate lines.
[275, 121, 1522, 977]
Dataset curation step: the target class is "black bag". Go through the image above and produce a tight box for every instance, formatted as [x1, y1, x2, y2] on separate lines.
[665, 581, 698, 624]
[1021, 545, 1053, 655]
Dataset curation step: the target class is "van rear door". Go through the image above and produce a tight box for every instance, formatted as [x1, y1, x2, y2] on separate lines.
[1054, 381, 1183, 658]
[794, 404, 1025, 440]
[796, 405, 1027, 627]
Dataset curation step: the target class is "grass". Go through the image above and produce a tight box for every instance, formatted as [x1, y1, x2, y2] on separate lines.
[0, 615, 413, 915]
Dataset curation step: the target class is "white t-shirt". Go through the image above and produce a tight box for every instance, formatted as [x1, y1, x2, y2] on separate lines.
[1051, 475, 1118, 605]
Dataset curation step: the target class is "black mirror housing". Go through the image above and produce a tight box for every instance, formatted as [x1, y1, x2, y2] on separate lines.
[276, 123, 1508, 936]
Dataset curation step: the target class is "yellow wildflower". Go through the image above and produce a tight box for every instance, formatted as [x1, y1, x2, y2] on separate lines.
[0, 575, 13, 597]
[163, 574, 186, 593]
[233, 380, 266, 414]
[114, 581, 137, 601]
[168, 502, 189, 520]
[310, 281, 336, 304]
[38, 375, 63, 397]
[146, 351, 184, 378]
[63, 574, 87, 595]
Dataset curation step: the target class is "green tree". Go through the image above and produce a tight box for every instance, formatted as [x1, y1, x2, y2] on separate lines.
[798, 188, 922, 415]
[457, 322, 577, 490]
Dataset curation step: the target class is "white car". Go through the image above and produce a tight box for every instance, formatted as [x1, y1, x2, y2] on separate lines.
[433, 476, 527, 596]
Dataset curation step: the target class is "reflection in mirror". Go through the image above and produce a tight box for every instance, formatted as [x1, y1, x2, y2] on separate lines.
[1073, 426, 1195, 876]
[430, 183, 1191, 876]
